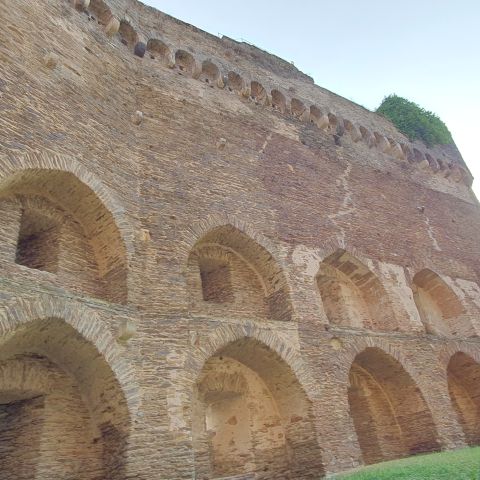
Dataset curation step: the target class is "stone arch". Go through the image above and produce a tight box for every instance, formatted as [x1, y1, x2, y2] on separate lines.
[412, 269, 467, 336]
[199, 60, 222, 86]
[226, 71, 246, 94]
[190, 323, 318, 397]
[291, 98, 307, 119]
[88, 0, 112, 25]
[0, 297, 138, 479]
[271, 89, 287, 113]
[310, 105, 328, 129]
[359, 125, 375, 147]
[118, 20, 138, 48]
[447, 352, 480, 445]
[174, 49, 198, 77]
[146, 38, 172, 65]
[327, 112, 338, 133]
[191, 329, 323, 479]
[316, 248, 398, 332]
[343, 119, 362, 142]
[0, 152, 131, 303]
[250, 81, 269, 105]
[348, 347, 440, 465]
[185, 218, 293, 322]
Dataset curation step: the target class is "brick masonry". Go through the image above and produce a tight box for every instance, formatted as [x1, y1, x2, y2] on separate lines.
[0, 0, 480, 478]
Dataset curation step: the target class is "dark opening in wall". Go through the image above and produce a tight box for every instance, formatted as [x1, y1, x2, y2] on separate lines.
[199, 257, 234, 303]
[15, 209, 60, 273]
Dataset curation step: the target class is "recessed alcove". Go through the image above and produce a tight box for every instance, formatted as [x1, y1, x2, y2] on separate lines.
[199, 257, 234, 303]
[0, 169, 128, 304]
[316, 250, 398, 331]
[187, 225, 292, 321]
[348, 348, 440, 465]
[412, 269, 467, 336]
[15, 208, 60, 273]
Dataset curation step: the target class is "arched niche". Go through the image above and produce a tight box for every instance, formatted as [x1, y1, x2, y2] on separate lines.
[412, 269, 467, 336]
[88, 0, 112, 25]
[0, 169, 128, 304]
[226, 71, 245, 94]
[174, 50, 197, 76]
[146, 38, 172, 65]
[192, 337, 323, 479]
[186, 225, 292, 322]
[118, 20, 138, 48]
[0, 317, 131, 479]
[316, 249, 397, 331]
[271, 89, 287, 113]
[447, 352, 480, 445]
[200, 60, 221, 86]
[250, 81, 268, 105]
[348, 347, 440, 466]
[291, 98, 307, 119]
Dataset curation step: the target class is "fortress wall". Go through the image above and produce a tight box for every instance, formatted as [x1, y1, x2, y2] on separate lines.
[0, 0, 480, 478]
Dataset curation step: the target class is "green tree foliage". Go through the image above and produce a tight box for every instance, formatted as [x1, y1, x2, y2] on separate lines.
[376, 94, 453, 147]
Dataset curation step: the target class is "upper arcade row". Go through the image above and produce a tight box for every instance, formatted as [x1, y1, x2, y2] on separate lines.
[67, 0, 472, 190]
[0, 151, 477, 340]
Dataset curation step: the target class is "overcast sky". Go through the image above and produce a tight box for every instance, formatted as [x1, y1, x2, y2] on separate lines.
[144, 0, 480, 197]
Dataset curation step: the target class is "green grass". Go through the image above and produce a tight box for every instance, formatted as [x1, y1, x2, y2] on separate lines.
[334, 447, 480, 480]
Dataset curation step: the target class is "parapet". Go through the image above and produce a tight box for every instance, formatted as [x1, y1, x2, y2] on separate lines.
[71, 0, 473, 191]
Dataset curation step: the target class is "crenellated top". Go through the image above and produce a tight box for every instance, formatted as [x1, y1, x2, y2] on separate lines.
[72, 0, 472, 189]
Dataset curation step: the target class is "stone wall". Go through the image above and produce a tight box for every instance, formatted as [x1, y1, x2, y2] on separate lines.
[1, 0, 480, 478]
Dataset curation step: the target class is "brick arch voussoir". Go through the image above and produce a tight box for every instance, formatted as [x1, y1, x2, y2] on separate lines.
[182, 213, 295, 319]
[405, 263, 464, 291]
[190, 323, 319, 401]
[316, 240, 401, 328]
[0, 150, 134, 260]
[180, 212, 286, 270]
[406, 260, 437, 284]
[0, 296, 140, 417]
[317, 239, 370, 267]
[344, 337, 434, 396]
[438, 343, 480, 370]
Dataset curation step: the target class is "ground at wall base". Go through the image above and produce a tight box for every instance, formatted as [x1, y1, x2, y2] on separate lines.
[333, 446, 480, 480]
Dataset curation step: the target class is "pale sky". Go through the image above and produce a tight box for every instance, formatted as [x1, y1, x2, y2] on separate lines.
[144, 0, 480, 198]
